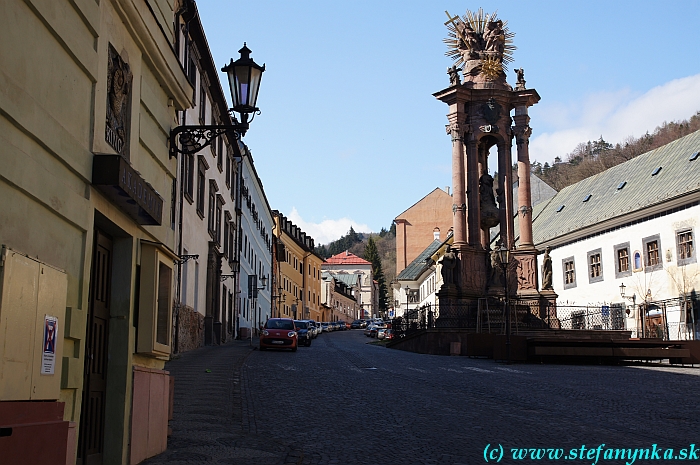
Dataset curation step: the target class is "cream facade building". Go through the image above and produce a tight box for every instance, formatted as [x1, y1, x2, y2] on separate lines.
[320, 272, 360, 322]
[0, 1, 192, 464]
[273, 212, 323, 322]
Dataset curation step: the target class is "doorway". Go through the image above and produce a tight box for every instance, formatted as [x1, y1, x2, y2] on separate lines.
[78, 229, 112, 465]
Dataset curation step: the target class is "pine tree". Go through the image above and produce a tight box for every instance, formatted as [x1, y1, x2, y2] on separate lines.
[364, 236, 388, 315]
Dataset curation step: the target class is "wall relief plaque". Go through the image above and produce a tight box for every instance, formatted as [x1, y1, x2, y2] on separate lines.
[106, 45, 132, 158]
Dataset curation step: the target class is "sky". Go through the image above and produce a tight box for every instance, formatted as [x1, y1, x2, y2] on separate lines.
[196, 1, 700, 245]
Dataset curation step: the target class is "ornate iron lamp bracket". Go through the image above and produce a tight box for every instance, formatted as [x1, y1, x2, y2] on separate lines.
[175, 254, 199, 265]
[169, 122, 247, 159]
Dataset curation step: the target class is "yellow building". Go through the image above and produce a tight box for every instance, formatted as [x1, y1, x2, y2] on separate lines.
[273, 212, 323, 323]
[0, 1, 192, 463]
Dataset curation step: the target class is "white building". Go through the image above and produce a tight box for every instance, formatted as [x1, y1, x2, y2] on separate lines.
[532, 130, 700, 340]
[322, 251, 375, 317]
[393, 233, 452, 318]
[174, 6, 240, 349]
[237, 145, 274, 336]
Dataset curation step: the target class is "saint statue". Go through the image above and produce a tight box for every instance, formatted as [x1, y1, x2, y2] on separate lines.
[447, 65, 462, 86]
[479, 173, 499, 228]
[541, 246, 553, 290]
[440, 246, 457, 285]
[483, 20, 505, 55]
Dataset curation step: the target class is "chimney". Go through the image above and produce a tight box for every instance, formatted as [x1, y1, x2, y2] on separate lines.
[445, 186, 450, 195]
[433, 227, 440, 241]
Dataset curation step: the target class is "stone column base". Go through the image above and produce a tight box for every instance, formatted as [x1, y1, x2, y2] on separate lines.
[539, 289, 559, 328]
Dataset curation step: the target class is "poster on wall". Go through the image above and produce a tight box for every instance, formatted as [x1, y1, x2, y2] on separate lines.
[41, 315, 58, 375]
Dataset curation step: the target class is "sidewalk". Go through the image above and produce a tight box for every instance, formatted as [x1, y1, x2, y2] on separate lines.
[142, 338, 301, 465]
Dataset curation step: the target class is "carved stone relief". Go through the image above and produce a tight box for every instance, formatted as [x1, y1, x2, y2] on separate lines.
[106, 44, 133, 158]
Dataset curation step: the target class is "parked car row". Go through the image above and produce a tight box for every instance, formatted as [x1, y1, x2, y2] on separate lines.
[259, 318, 352, 351]
[363, 320, 394, 340]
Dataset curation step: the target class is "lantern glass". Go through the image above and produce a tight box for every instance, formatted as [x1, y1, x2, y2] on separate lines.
[222, 43, 265, 115]
[497, 246, 509, 265]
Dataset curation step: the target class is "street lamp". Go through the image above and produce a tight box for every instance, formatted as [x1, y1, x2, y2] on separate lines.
[404, 285, 411, 318]
[496, 242, 511, 363]
[169, 43, 265, 159]
[619, 283, 641, 338]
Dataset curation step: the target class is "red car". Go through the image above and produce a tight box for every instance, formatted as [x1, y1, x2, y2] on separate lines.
[260, 318, 298, 351]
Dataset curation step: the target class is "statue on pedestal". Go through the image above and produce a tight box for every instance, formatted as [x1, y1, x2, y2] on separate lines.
[440, 246, 457, 286]
[541, 246, 553, 290]
[479, 173, 500, 229]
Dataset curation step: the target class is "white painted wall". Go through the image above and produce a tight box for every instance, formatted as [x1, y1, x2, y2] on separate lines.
[541, 204, 700, 339]
[238, 153, 273, 333]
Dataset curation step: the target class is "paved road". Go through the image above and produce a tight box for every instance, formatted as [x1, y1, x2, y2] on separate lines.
[145, 330, 699, 465]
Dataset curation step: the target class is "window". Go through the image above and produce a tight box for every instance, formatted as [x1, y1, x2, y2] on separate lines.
[587, 249, 603, 283]
[677, 229, 695, 265]
[208, 181, 217, 237]
[228, 220, 235, 265]
[199, 85, 206, 124]
[614, 242, 631, 279]
[215, 195, 224, 245]
[217, 137, 223, 172]
[647, 241, 659, 266]
[643, 234, 662, 271]
[188, 56, 197, 100]
[223, 213, 230, 258]
[562, 257, 576, 289]
[225, 150, 231, 187]
[184, 153, 194, 202]
[196, 156, 208, 218]
[633, 251, 642, 271]
[137, 242, 175, 356]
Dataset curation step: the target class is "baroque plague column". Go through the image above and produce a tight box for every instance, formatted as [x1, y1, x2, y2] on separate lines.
[435, 9, 541, 303]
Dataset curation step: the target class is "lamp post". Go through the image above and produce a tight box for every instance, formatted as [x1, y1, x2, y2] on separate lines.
[619, 283, 639, 338]
[251, 275, 268, 346]
[496, 243, 511, 363]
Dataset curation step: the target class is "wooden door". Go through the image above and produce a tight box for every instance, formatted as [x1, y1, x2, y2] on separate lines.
[78, 230, 112, 465]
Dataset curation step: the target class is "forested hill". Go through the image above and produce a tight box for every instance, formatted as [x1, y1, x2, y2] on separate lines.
[534, 111, 700, 191]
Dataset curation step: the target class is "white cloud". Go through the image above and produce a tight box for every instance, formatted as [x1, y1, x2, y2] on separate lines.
[531, 73, 700, 163]
[287, 207, 371, 245]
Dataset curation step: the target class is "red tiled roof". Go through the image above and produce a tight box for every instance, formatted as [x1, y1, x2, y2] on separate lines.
[325, 250, 371, 265]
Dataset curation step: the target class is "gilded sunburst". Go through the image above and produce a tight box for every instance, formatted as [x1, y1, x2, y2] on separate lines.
[480, 56, 502, 80]
[443, 8, 516, 72]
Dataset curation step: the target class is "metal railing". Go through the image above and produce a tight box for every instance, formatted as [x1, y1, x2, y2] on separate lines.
[390, 296, 699, 341]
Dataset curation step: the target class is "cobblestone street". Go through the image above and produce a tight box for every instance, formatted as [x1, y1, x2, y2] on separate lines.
[145, 330, 699, 465]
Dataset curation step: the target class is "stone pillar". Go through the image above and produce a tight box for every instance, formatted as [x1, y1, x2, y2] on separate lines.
[466, 138, 481, 247]
[514, 106, 534, 248]
[497, 141, 515, 248]
[503, 141, 515, 248]
[448, 121, 467, 249]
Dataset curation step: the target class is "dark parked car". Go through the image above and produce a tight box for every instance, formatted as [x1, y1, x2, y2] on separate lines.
[350, 319, 364, 329]
[260, 318, 298, 351]
[293, 320, 312, 346]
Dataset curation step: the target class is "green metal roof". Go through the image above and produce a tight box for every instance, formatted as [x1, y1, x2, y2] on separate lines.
[530, 130, 700, 246]
[332, 273, 361, 287]
[397, 239, 443, 281]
